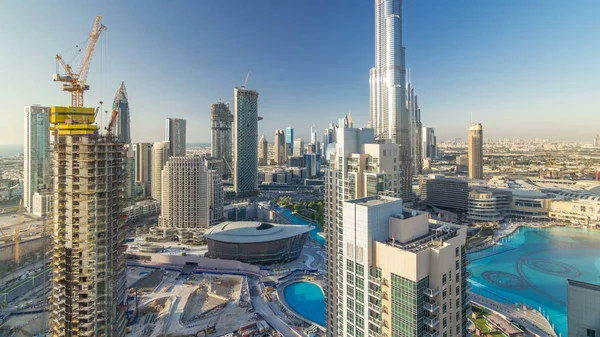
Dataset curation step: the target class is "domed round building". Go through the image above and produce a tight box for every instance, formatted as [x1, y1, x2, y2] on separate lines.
[204, 221, 314, 264]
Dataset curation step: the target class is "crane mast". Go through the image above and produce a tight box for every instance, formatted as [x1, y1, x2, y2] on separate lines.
[54, 15, 106, 107]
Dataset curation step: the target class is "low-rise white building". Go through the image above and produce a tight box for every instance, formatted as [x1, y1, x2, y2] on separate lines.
[32, 192, 52, 216]
[123, 199, 161, 221]
[549, 199, 600, 225]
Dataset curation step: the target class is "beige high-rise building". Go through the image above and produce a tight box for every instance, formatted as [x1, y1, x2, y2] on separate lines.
[258, 135, 268, 166]
[274, 129, 287, 165]
[468, 123, 483, 180]
[49, 106, 127, 337]
[134, 142, 152, 196]
[151, 141, 169, 200]
[293, 137, 304, 157]
[324, 126, 401, 336]
[159, 156, 223, 229]
[339, 195, 469, 337]
[165, 117, 186, 157]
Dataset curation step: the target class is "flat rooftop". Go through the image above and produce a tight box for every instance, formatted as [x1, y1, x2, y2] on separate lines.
[347, 195, 402, 207]
[391, 210, 422, 220]
[384, 223, 460, 253]
[568, 279, 600, 292]
[204, 221, 313, 243]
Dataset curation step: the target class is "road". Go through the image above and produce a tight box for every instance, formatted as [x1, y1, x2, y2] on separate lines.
[0, 267, 50, 303]
[0, 260, 46, 285]
[248, 276, 306, 337]
[469, 292, 557, 337]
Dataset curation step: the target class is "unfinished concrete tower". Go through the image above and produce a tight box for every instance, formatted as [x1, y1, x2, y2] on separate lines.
[49, 106, 127, 337]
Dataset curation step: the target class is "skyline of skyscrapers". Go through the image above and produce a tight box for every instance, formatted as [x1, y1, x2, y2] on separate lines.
[8, 4, 596, 337]
[233, 87, 259, 197]
[468, 123, 483, 179]
[165, 117, 186, 157]
[210, 102, 234, 178]
[23, 105, 50, 212]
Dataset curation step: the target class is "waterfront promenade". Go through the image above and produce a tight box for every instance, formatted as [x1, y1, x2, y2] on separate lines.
[468, 221, 559, 253]
[469, 292, 558, 337]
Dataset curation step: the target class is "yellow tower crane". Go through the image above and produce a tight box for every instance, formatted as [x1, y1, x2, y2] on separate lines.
[53, 15, 106, 107]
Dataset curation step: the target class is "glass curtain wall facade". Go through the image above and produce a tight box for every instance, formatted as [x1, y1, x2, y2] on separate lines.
[24, 105, 50, 212]
[369, 0, 412, 200]
[112, 82, 131, 144]
[165, 118, 186, 157]
[233, 87, 259, 197]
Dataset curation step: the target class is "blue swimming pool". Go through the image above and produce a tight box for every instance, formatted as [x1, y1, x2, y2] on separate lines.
[283, 281, 325, 326]
[468, 226, 600, 337]
[276, 206, 326, 245]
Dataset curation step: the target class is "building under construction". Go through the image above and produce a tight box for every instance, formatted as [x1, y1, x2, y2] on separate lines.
[49, 106, 127, 337]
[210, 102, 233, 178]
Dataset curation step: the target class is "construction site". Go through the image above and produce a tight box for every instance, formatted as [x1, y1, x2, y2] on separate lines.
[125, 267, 273, 337]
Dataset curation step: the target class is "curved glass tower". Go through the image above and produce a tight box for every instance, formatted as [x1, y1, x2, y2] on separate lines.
[113, 82, 130, 145]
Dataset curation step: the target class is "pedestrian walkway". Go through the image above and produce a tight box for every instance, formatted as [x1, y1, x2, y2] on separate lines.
[469, 292, 557, 337]
[248, 277, 307, 337]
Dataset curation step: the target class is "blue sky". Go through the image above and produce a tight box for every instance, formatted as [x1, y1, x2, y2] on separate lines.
[1, 0, 599, 144]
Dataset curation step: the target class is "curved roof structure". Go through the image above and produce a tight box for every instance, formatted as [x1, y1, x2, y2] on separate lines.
[204, 221, 313, 244]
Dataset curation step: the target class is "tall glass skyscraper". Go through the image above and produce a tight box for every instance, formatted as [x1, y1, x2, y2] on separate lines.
[310, 126, 317, 145]
[165, 117, 186, 157]
[23, 105, 50, 212]
[468, 123, 484, 180]
[368, 0, 412, 201]
[113, 82, 135, 204]
[233, 87, 259, 197]
[285, 127, 294, 156]
[113, 82, 131, 144]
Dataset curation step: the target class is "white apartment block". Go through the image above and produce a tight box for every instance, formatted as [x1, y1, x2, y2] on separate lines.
[159, 156, 222, 229]
[32, 192, 52, 217]
[339, 196, 469, 337]
[325, 126, 403, 336]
